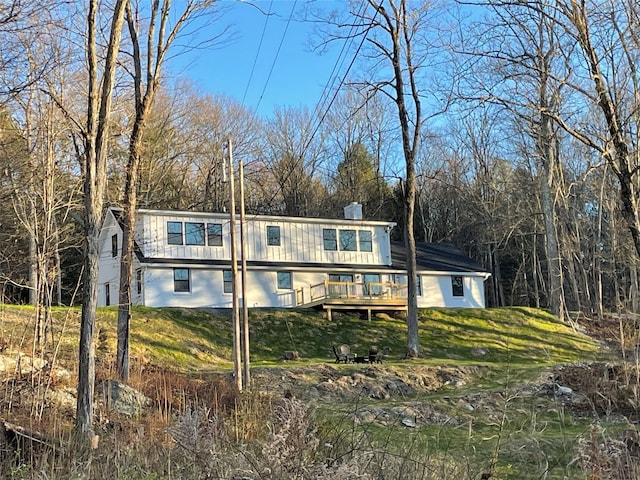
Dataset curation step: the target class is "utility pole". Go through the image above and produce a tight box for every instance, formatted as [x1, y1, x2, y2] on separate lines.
[227, 138, 242, 391]
[239, 159, 250, 388]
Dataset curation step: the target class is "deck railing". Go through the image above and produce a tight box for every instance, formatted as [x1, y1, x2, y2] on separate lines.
[307, 281, 407, 304]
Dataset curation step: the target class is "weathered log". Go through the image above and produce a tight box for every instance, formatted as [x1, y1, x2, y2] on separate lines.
[0, 419, 57, 453]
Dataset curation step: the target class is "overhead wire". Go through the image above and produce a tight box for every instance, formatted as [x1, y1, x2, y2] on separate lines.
[301, 0, 382, 171]
[241, 0, 273, 106]
[256, 1, 382, 216]
[239, 1, 382, 217]
[253, 0, 298, 114]
[311, 0, 367, 124]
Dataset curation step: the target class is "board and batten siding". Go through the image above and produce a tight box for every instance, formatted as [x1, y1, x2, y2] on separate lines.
[136, 210, 393, 266]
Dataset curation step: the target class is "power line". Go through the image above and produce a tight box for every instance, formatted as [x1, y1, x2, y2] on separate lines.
[312, 0, 368, 126]
[241, 0, 274, 106]
[254, 0, 298, 114]
[302, 1, 381, 161]
[249, 1, 383, 215]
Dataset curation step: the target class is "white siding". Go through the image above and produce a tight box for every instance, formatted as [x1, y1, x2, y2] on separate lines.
[139, 268, 487, 309]
[135, 211, 393, 266]
[418, 275, 486, 308]
[141, 267, 330, 308]
[98, 208, 487, 310]
[97, 219, 121, 307]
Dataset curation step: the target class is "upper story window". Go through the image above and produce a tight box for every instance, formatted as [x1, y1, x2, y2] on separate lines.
[324, 228, 373, 252]
[267, 226, 281, 246]
[167, 221, 183, 245]
[207, 223, 223, 246]
[323, 229, 337, 251]
[451, 276, 464, 297]
[339, 229, 357, 251]
[358, 230, 372, 252]
[174, 268, 190, 292]
[111, 234, 118, 257]
[185, 222, 205, 245]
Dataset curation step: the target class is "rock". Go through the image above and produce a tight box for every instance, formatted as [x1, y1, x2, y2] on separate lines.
[555, 384, 573, 396]
[365, 383, 390, 400]
[50, 387, 77, 410]
[0, 352, 47, 376]
[282, 351, 299, 361]
[97, 380, 152, 416]
[355, 410, 378, 424]
[51, 367, 72, 384]
[402, 417, 416, 427]
[457, 399, 475, 411]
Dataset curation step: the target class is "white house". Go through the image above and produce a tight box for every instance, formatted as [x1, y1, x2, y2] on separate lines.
[97, 204, 490, 314]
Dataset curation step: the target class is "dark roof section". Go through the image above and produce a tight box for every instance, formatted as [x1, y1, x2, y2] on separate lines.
[391, 241, 487, 273]
[135, 255, 398, 272]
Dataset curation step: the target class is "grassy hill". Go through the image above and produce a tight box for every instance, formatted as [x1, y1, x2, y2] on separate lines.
[0, 305, 618, 479]
[1, 305, 601, 372]
[0, 305, 598, 370]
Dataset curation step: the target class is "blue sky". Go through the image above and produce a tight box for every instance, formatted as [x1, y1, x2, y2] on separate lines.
[172, 1, 346, 118]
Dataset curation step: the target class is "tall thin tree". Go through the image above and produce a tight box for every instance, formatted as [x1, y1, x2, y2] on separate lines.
[117, 0, 224, 381]
[76, 0, 127, 440]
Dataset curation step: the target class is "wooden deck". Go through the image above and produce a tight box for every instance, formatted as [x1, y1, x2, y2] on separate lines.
[296, 281, 408, 321]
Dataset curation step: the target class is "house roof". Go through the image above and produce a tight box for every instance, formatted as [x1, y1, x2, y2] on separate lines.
[390, 241, 487, 274]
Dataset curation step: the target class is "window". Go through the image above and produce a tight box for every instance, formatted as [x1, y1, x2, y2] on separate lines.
[363, 274, 381, 295]
[394, 274, 422, 296]
[105, 283, 110, 306]
[323, 229, 337, 251]
[267, 226, 281, 246]
[185, 222, 205, 245]
[359, 230, 372, 252]
[174, 268, 190, 292]
[111, 234, 118, 257]
[136, 269, 142, 295]
[277, 271, 292, 289]
[330, 274, 354, 282]
[339, 229, 357, 251]
[451, 276, 464, 297]
[207, 223, 223, 246]
[329, 273, 353, 297]
[223, 270, 233, 294]
[167, 221, 183, 245]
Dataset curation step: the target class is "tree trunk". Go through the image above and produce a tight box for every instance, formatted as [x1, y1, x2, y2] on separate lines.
[76, 0, 127, 441]
[540, 153, 565, 320]
[116, 0, 197, 381]
[116, 201, 134, 381]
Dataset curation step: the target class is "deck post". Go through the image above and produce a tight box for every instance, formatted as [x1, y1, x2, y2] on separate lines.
[367, 308, 372, 321]
[327, 308, 332, 321]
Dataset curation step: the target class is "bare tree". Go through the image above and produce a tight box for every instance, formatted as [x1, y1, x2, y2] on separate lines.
[337, 0, 449, 357]
[458, 1, 570, 319]
[76, 0, 128, 440]
[116, 0, 224, 382]
[549, 0, 640, 261]
[259, 107, 329, 217]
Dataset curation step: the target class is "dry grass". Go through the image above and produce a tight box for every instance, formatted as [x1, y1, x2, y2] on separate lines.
[0, 305, 634, 479]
